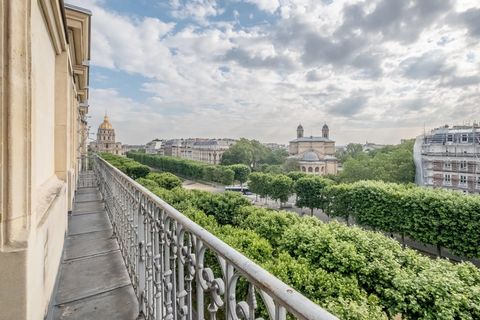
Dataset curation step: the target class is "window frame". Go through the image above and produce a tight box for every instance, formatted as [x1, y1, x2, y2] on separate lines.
[444, 174, 451, 185]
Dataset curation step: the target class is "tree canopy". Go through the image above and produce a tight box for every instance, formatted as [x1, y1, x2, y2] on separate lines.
[220, 138, 288, 169]
[339, 140, 415, 184]
[294, 176, 333, 215]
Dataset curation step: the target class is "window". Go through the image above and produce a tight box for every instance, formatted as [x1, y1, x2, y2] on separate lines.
[460, 175, 467, 185]
[444, 174, 451, 185]
[461, 134, 468, 143]
[444, 161, 451, 169]
[460, 161, 467, 170]
[447, 134, 453, 142]
[477, 177, 480, 189]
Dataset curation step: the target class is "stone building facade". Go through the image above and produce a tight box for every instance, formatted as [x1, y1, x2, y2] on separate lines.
[415, 124, 480, 194]
[0, 2, 91, 319]
[289, 124, 338, 175]
[160, 138, 235, 164]
[90, 115, 123, 155]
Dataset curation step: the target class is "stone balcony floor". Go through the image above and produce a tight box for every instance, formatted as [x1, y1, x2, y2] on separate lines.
[51, 174, 138, 319]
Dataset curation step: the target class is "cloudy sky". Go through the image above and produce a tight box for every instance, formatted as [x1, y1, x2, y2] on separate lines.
[69, 0, 480, 145]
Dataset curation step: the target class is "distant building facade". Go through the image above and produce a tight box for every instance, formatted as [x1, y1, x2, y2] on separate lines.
[158, 138, 235, 164]
[263, 142, 287, 150]
[122, 144, 145, 154]
[414, 124, 480, 194]
[145, 139, 164, 154]
[289, 124, 338, 175]
[90, 115, 123, 155]
[363, 141, 385, 152]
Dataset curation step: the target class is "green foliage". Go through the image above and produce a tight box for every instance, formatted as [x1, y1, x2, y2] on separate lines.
[247, 172, 273, 199]
[338, 140, 415, 184]
[127, 152, 234, 185]
[136, 177, 159, 190]
[227, 164, 251, 185]
[146, 172, 182, 190]
[286, 171, 308, 181]
[220, 138, 288, 169]
[264, 253, 387, 320]
[101, 153, 150, 179]
[282, 158, 300, 172]
[107, 157, 480, 320]
[336, 143, 364, 163]
[257, 163, 284, 174]
[269, 174, 294, 203]
[295, 176, 334, 214]
[278, 221, 480, 319]
[189, 190, 251, 225]
[326, 181, 480, 258]
[235, 206, 300, 247]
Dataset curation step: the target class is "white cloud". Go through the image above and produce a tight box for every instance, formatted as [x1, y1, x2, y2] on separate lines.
[246, 0, 280, 13]
[68, 0, 480, 145]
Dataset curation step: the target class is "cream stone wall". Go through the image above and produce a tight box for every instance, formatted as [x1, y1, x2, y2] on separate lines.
[0, 1, 91, 319]
[296, 141, 336, 155]
[33, 3, 56, 190]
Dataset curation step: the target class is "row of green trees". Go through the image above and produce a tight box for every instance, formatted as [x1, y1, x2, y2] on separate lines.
[101, 153, 150, 179]
[248, 171, 480, 258]
[248, 172, 333, 213]
[121, 152, 480, 259]
[127, 152, 252, 185]
[105, 155, 480, 320]
[326, 181, 480, 258]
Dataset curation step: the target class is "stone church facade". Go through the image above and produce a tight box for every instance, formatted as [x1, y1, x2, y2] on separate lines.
[289, 124, 338, 175]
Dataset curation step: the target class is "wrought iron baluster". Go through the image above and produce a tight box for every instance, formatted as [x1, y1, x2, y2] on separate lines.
[93, 156, 338, 320]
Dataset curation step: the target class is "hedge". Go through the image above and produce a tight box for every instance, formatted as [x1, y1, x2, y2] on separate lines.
[326, 181, 480, 258]
[127, 152, 234, 185]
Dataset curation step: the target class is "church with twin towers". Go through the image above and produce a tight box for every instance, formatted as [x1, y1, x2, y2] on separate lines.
[288, 123, 338, 175]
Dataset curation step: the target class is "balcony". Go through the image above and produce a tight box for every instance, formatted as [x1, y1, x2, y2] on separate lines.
[50, 156, 337, 319]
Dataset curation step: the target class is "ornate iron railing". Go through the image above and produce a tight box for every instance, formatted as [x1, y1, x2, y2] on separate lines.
[93, 155, 338, 320]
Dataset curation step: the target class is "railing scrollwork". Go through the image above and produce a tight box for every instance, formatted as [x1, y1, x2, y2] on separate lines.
[93, 155, 338, 320]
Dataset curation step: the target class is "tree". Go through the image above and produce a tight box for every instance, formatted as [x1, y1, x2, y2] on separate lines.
[282, 158, 300, 172]
[286, 171, 307, 181]
[336, 143, 364, 163]
[269, 175, 294, 205]
[338, 140, 415, 184]
[248, 172, 272, 202]
[220, 138, 253, 166]
[221, 139, 288, 169]
[294, 176, 333, 215]
[264, 149, 289, 165]
[147, 172, 182, 190]
[228, 164, 251, 187]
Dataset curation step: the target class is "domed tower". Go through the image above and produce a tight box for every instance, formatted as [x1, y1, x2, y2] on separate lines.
[92, 114, 123, 155]
[297, 124, 304, 138]
[322, 123, 329, 139]
[97, 115, 116, 144]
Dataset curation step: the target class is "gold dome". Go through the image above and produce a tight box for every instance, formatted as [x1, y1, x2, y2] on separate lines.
[99, 115, 113, 130]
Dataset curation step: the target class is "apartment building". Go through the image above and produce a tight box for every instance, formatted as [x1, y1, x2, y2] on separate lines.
[415, 124, 480, 194]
